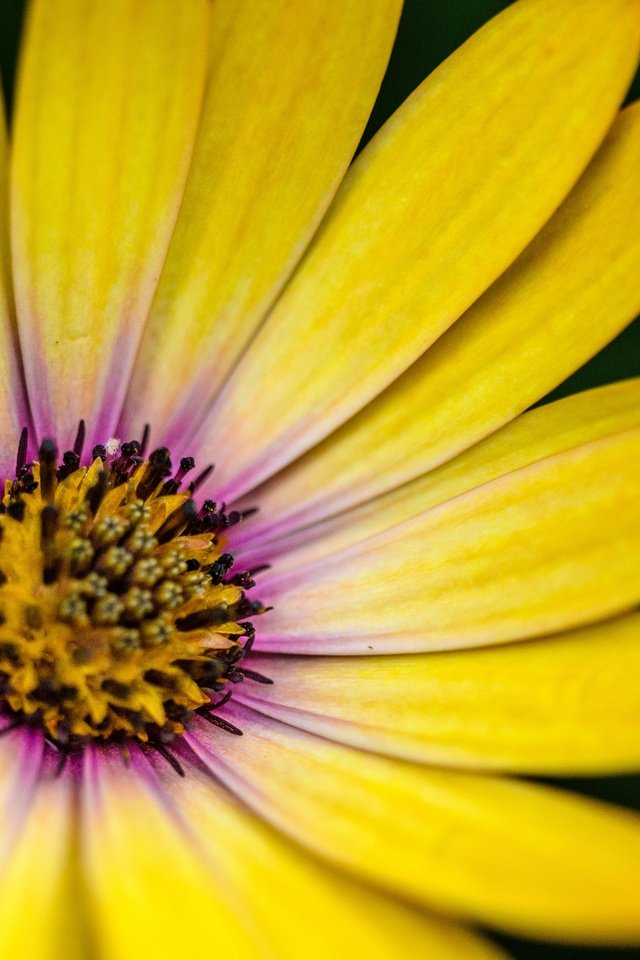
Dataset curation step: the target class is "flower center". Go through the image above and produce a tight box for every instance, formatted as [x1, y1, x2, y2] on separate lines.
[0, 425, 265, 771]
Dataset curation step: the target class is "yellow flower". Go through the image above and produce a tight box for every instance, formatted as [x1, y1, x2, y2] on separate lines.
[0, 0, 639, 958]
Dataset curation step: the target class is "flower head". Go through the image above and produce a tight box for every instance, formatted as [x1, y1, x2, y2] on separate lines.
[0, 0, 639, 957]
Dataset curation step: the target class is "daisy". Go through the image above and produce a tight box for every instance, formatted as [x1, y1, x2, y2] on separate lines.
[0, 0, 639, 957]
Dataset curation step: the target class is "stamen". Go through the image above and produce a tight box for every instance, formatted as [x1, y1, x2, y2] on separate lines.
[175, 607, 231, 631]
[238, 668, 274, 685]
[39, 438, 58, 503]
[146, 741, 185, 777]
[0, 429, 269, 769]
[15, 427, 28, 476]
[73, 419, 86, 459]
[139, 424, 150, 457]
[155, 500, 197, 544]
[198, 711, 243, 736]
[188, 463, 214, 494]
[86, 471, 108, 514]
[137, 447, 172, 501]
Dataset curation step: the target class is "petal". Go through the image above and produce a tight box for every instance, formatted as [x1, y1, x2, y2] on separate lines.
[80, 747, 258, 958]
[163, 754, 506, 960]
[247, 378, 640, 571]
[200, 0, 640, 499]
[193, 705, 640, 944]
[0, 735, 84, 960]
[236, 102, 640, 542]
[121, 0, 402, 441]
[258, 426, 640, 653]
[81, 746, 503, 960]
[11, 0, 210, 445]
[239, 611, 640, 775]
[0, 728, 43, 863]
[0, 98, 28, 469]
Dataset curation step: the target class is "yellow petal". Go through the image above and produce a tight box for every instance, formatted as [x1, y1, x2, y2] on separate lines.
[254, 378, 640, 572]
[122, 0, 401, 440]
[194, 706, 640, 944]
[259, 426, 640, 653]
[81, 746, 502, 959]
[168, 760, 506, 960]
[201, 0, 640, 498]
[241, 611, 640, 775]
[0, 736, 86, 960]
[0, 730, 43, 862]
[238, 103, 640, 538]
[11, 0, 210, 445]
[0, 96, 26, 464]
[80, 748, 258, 958]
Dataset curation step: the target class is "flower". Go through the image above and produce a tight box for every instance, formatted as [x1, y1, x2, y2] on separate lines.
[0, 0, 639, 957]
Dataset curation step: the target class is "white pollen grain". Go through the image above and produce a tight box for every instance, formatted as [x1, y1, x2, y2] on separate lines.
[105, 438, 121, 456]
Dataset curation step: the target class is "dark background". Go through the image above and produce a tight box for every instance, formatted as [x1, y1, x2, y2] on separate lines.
[1, 2, 639, 958]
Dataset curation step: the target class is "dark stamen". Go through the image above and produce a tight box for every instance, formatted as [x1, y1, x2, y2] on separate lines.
[15, 427, 29, 476]
[86, 472, 107, 514]
[73, 419, 86, 459]
[136, 448, 172, 501]
[199, 711, 243, 736]
[57, 450, 80, 481]
[200, 689, 233, 712]
[39, 439, 58, 503]
[240, 622, 256, 653]
[208, 553, 234, 585]
[228, 571, 256, 589]
[155, 500, 197, 544]
[143, 670, 178, 690]
[146, 741, 185, 776]
[161, 456, 196, 496]
[7, 499, 26, 521]
[175, 607, 231, 631]
[41, 505, 60, 583]
[120, 441, 140, 459]
[238, 668, 273, 685]
[188, 463, 214, 494]
[139, 424, 150, 458]
[40, 505, 58, 541]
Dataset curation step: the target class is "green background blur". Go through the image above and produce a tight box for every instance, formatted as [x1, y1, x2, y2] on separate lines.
[1, 2, 639, 958]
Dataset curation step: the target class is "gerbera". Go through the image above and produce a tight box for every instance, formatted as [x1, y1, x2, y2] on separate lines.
[0, 0, 639, 956]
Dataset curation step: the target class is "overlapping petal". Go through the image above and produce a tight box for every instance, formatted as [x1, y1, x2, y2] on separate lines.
[80, 748, 258, 959]
[11, 0, 211, 445]
[200, 0, 640, 499]
[0, 733, 84, 960]
[81, 746, 505, 960]
[246, 379, 640, 570]
[0, 100, 27, 468]
[258, 426, 640, 653]
[235, 103, 640, 541]
[0, 729, 43, 864]
[122, 0, 402, 443]
[164, 757, 506, 960]
[193, 706, 640, 944]
[239, 612, 640, 775]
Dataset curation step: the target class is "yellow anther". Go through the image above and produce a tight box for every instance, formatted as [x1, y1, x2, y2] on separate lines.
[93, 594, 125, 625]
[91, 515, 130, 548]
[97, 545, 133, 577]
[130, 556, 163, 587]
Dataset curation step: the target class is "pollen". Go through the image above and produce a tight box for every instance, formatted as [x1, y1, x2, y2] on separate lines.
[0, 425, 265, 765]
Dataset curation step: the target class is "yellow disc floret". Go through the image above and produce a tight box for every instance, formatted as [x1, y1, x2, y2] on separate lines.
[0, 435, 263, 758]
